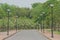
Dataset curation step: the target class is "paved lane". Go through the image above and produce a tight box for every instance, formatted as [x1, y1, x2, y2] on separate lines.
[5, 30, 49, 40]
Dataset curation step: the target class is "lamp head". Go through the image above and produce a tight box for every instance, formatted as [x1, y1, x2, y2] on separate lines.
[42, 12, 45, 14]
[16, 16, 18, 18]
[50, 4, 54, 7]
[7, 9, 10, 12]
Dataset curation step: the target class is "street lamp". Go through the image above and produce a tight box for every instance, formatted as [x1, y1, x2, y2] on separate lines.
[42, 12, 45, 33]
[37, 17, 40, 30]
[40, 12, 45, 32]
[7, 9, 10, 35]
[15, 16, 18, 32]
[36, 22, 39, 30]
[50, 4, 54, 38]
[2, 17, 5, 31]
[40, 14, 43, 32]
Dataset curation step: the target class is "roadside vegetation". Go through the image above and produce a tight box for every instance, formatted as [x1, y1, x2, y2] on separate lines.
[0, 0, 60, 34]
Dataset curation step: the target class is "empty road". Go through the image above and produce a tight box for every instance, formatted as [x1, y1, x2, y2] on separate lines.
[5, 30, 49, 40]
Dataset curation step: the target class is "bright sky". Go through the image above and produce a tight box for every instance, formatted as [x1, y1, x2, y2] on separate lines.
[0, 0, 47, 8]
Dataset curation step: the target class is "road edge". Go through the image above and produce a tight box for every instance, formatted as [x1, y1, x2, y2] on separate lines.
[38, 30, 52, 40]
[2, 31, 20, 40]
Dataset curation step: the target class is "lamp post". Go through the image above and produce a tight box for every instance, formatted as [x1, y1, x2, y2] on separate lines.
[40, 12, 45, 32]
[50, 4, 54, 38]
[40, 14, 43, 32]
[37, 17, 40, 30]
[42, 12, 45, 33]
[15, 16, 18, 32]
[7, 9, 10, 35]
[2, 17, 5, 31]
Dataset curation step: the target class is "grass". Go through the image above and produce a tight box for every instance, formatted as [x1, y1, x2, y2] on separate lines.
[54, 31, 60, 34]
[47, 29, 60, 34]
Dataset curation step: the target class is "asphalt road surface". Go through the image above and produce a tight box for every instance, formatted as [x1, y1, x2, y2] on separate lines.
[5, 30, 49, 40]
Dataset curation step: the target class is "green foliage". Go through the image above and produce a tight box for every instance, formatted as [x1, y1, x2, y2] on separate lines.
[31, 0, 60, 30]
[0, 0, 60, 31]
